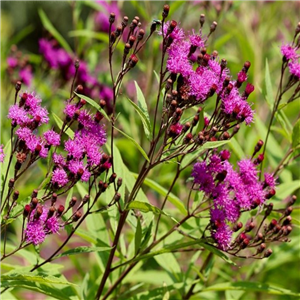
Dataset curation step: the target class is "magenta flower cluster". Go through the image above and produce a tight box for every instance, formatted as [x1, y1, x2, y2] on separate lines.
[162, 22, 255, 125]
[25, 205, 60, 245]
[39, 39, 114, 111]
[192, 150, 276, 250]
[281, 43, 300, 79]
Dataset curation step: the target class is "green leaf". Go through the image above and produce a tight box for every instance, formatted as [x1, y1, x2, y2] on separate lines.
[275, 181, 300, 199]
[52, 112, 74, 139]
[38, 9, 72, 53]
[134, 81, 151, 140]
[292, 118, 300, 149]
[74, 92, 110, 121]
[126, 97, 151, 140]
[200, 243, 235, 266]
[55, 246, 111, 258]
[127, 201, 167, 215]
[113, 127, 150, 162]
[264, 59, 274, 107]
[202, 281, 300, 297]
[134, 175, 187, 214]
[135, 217, 143, 255]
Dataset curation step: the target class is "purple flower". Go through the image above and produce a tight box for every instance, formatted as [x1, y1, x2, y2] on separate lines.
[192, 162, 215, 194]
[45, 216, 60, 234]
[39, 39, 58, 68]
[189, 30, 205, 48]
[52, 169, 69, 187]
[64, 103, 77, 119]
[65, 138, 84, 159]
[160, 21, 185, 43]
[68, 160, 91, 182]
[53, 153, 66, 167]
[167, 41, 193, 77]
[264, 173, 276, 188]
[44, 130, 60, 146]
[281, 44, 298, 61]
[0, 145, 5, 163]
[25, 220, 46, 245]
[19, 67, 33, 86]
[288, 61, 300, 79]
[238, 159, 258, 185]
[8, 105, 31, 126]
[7, 57, 18, 68]
[237, 71, 247, 83]
[25, 205, 60, 245]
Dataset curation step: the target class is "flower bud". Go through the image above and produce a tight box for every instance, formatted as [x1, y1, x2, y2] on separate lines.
[162, 4, 170, 18]
[184, 133, 193, 144]
[34, 206, 43, 220]
[266, 188, 276, 199]
[283, 216, 292, 226]
[56, 205, 64, 217]
[210, 21, 218, 34]
[31, 189, 38, 199]
[129, 35, 136, 47]
[284, 206, 293, 216]
[245, 222, 255, 232]
[264, 249, 273, 258]
[254, 232, 264, 242]
[199, 14, 205, 27]
[76, 85, 84, 94]
[122, 16, 129, 28]
[83, 195, 90, 204]
[51, 193, 57, 205]
[23, 204, 31, 217]
[254, 140, 264, 154]
[109, 12, 115, 24]
[72, 211, 82, 222]
[8, 178, 15, 188]
[114, 192, 121, 202]
[128, 54, 139, 69]
[13, 190, 19, 201]
[15, 81, 22, 91]
[256, 243, 266, 254]
[109, 173, 117, 183]
[69, 196, 77, 208]
[233, 222, 243, 232]
[47, 206, 56, 218]
[117, 177, 123, 187]
[167, 20, 177, 35]
[110, 32, 116, 44]
[265, 203, 273, 216]
[289, 195, 297, 206]
[243, 61, 251, 72]
[138, 29, 145, 41]
[30, 197, 39, 209]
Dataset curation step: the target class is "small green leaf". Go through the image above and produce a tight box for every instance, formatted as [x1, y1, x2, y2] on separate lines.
[134, 81, 151, 139]
[275, 181, 300, 199]
[135, 217, 143, 255]
[52, 112, 74, 139]
[264, 59, 274, 107]
[55, 246, 111, 258]
[292, 119, 300, 149]
[74, 92, 110, 121]
[113, 127, 150, 162]
[126, 201, 166, 215]
[202, 281, 300, 297]
[126, 97, 151, 140]
[38, 9, 72, 53]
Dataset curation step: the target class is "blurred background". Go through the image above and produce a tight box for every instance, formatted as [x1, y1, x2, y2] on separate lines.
[1, 1, 300, 299]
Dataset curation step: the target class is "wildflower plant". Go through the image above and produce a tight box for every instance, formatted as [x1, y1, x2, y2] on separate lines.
[1, 2, 300, 300]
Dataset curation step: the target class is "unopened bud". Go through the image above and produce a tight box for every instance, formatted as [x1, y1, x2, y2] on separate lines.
[76, 85, 84, 93]
[69, 197, 77, 207]
[8, 178, 15, 188]
[138, 29, 145, 41]
[13, 191, 19, 201]
[265, 203, 273, 216]
[289, 195, 297, 206]
[283, 216, 292, 226]
[72, 211, 82, 222]
[210, 21, 218, 33]
[114, 192, 121, 202]
[128, 54, 139, 69]
[243, 61, 251, 72]
[241, 238, 250, 249]
[284, 206, 293, 216]
[23, 204, 31, 217]
[51, 193, 57, 205]
[162, 4, 170, 18]
[245, 222, 255, 232]
[30, 197, 38, 209]
[184, 133, 193, 144]
[15, 81, 22, 91]
[109, 173, 117, 183]
[257, 243, 266, 254]
[56, 205, 64, 217]
[117, 177, 123, 187]
[109, 12, 115, 24]
[47, 206, 56, 218]
[264, 249, 273, 258]
[266, 188, 276, 199]
[122, 16, 129, 28]
[83, 195, 90, 204]
[199, 14, 205, 27]
[233, 222, 243, 232]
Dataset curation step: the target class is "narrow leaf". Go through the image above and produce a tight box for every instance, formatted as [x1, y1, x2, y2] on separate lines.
[135, 217, 143, 255]
[55, 246, 111, 258]
[134, 81, 151, 139]
[126, 97, 151, 140]
[292, 118, 300, 149]
[38, 9, 72, 53]
[202, 281, 300, 297]
[126, 201, 166, 215]
[113, 127, 150, 162]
